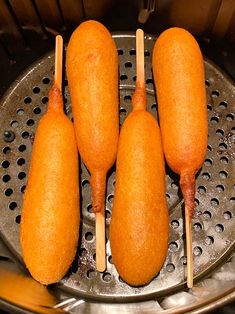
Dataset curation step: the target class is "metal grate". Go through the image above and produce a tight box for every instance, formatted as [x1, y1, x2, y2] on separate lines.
[0, 34, 234, 302]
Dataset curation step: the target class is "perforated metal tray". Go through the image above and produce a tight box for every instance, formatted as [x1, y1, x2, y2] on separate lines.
[0, 33, 234, 312]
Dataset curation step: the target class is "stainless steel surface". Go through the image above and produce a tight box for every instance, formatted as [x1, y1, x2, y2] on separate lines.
[0, 254, 234, 313]
[0, 33, 234, 312]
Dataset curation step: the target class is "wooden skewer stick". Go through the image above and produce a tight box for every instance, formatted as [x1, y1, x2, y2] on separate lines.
[54, 35, 63, 91]
[136, 29, 145, 88]
[96, 209, 106, 272]
[185, 207, 193, 288]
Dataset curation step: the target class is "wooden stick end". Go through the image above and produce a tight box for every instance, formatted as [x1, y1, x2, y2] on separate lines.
[185, 206, 193, 289]
[135, 28, 145, 89]
[95, 212, 106, 272]
[54, 35, 63, 91]
[187, 278, 193, 289]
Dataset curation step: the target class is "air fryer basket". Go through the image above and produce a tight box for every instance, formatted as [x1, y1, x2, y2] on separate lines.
[0, 32, 234, 313]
